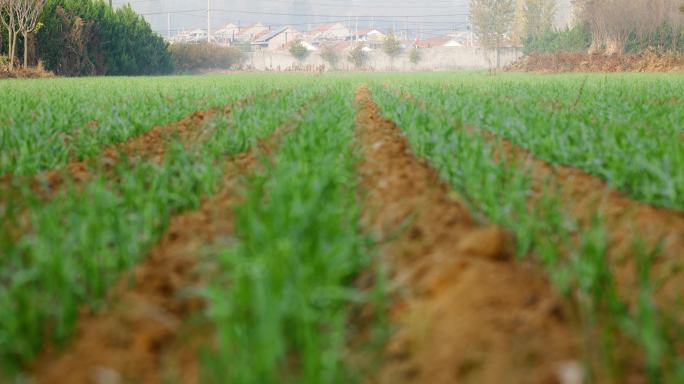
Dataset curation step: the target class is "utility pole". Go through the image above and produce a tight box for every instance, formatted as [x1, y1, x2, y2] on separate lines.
[207, 0, 211, 43]
[355, 16, 358, 42]
[167, 12, 171, 40]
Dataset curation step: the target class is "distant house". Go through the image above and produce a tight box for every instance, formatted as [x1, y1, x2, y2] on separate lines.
[308, 22, 351, 42]
[186, 29, 207, 43]
[214, 22, 239, 44]
[252, 26, 301, 51]
[415, 36, 464, 49]
[357, 29, 386, 48]
[237, 23, 269, 42]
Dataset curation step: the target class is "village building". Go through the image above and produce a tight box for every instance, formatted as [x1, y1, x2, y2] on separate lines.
[214, 22, 240, 45]
[237, 23, 269, 42]
[415, 35, 464, 49]
[357, 29, 386, 48]
[307, 22, 351, 43]
[253, 26, 301, 51]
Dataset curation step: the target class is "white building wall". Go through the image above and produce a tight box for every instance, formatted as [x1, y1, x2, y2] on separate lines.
[246, 47, 523, 71]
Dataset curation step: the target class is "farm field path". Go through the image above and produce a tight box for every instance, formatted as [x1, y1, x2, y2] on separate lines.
[29, 110, 291, 384]
[355, 86, 578, 384]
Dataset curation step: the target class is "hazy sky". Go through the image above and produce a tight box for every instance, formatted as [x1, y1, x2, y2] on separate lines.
[113, 0, 571, 38]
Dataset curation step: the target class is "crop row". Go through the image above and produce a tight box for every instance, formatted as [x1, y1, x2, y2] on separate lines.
[0, 75, 310, 176]
[369, 81, 682, 382]
[0, 84, 324, 375]
[204, 82, 380, 383]
[378, 73, 683, 211]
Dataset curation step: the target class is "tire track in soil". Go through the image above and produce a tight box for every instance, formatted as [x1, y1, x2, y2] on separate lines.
[355, 86, 579, 384]
[29, 102, 302, 384]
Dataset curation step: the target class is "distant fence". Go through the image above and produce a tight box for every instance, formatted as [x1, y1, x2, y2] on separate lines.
[246, 47, 523, 71]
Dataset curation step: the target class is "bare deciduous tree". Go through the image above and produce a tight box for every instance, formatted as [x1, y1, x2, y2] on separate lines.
[470, 0, 515, 68]
[524, 0, 557, 37]
[16, 0, 45, 68]
[0, 0, 20, 70]
[573, 0, 683, 54]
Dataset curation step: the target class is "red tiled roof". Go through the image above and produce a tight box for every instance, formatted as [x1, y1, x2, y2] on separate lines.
[309, 22, 341, 35]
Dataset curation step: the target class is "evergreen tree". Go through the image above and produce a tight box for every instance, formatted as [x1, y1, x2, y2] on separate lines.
[36, 0, 172, 76]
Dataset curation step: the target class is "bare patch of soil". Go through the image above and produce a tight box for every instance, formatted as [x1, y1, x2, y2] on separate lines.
[506, 51, 684, 73]
[355, 86, 578, 384]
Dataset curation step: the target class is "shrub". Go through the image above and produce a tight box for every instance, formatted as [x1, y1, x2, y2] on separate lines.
[319, 45, 339, 69]
[347, 44, 368, 69]
[169, 43, 243, 73]
[523, 25, 592, 54]
[409, 47, 422, 65]
[289, 40, 310, 61]
[383, 33, 402, 58]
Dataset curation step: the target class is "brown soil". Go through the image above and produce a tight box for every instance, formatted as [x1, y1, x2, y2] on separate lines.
[29, 95, 306, 384]
[30, 151, 251, 384]
[0, 106, 223, 202]
[355, 86, 579, 384]
[387, 84, 684, 380]
[505, 51, 684, 73]
[29, 128, 285, 384]
[34, 103, 237, 195]
[484, 132, 684, 311]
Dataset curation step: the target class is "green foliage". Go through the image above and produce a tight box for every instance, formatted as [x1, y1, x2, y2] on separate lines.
[170, 43, 243, 73]
[625, 23, 684, 53]
[409, 47, 422, 64]
[382, 31, 402, 59]
[524, 22, 683, 54]
[205, 85, 376, 383]
[369, 72, 684, 381]
[289, 39, 309, 61]
[0, 76, 321, 375]
[347, 44, 368, 69]
[36, 0, 172, 76]
[319, 45, 340, 69]
[0, 75, 278, 175]
[523, 25, 592, 54]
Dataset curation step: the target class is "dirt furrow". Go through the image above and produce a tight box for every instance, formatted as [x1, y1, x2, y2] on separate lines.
[18, 96, 257, 198]
[390, 85, 684, 305]
[29, 106, 297, 384]
[355, 86, 579, 384]
[478, 131, 684, 303]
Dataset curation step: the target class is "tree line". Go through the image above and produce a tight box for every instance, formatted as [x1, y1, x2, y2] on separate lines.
[1, 0, 172, 75]
[470, 0, 684, 57]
